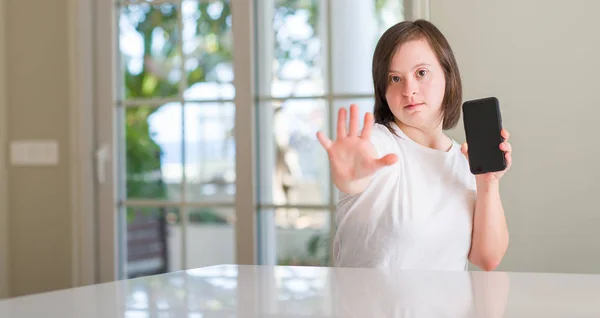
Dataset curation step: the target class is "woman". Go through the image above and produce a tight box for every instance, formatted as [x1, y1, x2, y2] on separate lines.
[316, 20, 511, 271]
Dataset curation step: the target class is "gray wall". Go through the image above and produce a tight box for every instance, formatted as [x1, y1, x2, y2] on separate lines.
[1, 0, 74, 297]
[432, 0, 600, 273]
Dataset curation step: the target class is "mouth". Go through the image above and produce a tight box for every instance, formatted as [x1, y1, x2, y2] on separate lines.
[404, 103, 425, 110]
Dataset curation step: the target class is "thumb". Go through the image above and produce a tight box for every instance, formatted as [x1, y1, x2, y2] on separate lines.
[375, 153, 398, 167]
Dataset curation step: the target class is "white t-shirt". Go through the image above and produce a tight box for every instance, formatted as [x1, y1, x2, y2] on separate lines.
[333, 122, 477, 271]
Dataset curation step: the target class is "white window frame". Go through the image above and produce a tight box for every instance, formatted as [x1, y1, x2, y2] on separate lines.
[94, 0, 120, 283]
[67, 0, 97, 287]
[87, 0, 428, 283]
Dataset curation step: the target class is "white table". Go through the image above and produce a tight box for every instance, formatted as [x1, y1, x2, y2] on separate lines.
[1, 265, 599, 317]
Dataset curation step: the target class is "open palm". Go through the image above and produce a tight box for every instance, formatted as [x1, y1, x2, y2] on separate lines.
[316, 104, 398, 194]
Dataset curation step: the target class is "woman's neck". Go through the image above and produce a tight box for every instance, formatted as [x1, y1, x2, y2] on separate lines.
[394, 120, 452, 152]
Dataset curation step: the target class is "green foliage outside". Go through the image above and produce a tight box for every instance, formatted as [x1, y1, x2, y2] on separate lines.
[123, 2, 232, 222]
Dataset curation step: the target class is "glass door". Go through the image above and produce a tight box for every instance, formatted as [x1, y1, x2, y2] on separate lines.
[112, 0, 238, 279]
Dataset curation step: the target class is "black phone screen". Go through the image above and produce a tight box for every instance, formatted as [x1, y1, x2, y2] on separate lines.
[462, 97, 506, 174]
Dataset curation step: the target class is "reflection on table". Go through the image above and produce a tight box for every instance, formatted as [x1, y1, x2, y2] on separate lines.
[1, 264, 600, 317]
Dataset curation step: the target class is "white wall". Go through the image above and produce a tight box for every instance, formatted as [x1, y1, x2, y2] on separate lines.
[431, 0, 600, 274]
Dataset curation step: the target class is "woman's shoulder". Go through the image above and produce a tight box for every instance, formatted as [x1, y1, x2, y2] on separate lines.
[370, 123, 400, 143]
[449, 140, 477, 189]
[370, 122, 393, 134]
[369, 123, 401, 155]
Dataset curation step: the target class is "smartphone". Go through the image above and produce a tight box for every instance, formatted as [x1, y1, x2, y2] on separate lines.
[462, 97, 506, 174]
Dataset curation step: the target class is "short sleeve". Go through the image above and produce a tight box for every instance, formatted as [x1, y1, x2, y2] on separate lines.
[368, 123, 396, 159]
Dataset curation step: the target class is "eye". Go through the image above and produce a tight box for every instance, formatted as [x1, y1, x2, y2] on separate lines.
[417, 69, 429, 77]
[389, 75, 401, 83]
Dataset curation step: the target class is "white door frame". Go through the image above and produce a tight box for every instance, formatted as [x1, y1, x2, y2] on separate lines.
[67, 0, 97, 287]
[231, 0, 258, 265]
[94, 0, 118, 283]
[0, 0, 10, 299]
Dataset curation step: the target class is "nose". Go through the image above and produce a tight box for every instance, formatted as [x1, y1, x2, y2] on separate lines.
[402, 78, 418, 97]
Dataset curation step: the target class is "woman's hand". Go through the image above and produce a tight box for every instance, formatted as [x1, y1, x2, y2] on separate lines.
[316, 104, 398, 194]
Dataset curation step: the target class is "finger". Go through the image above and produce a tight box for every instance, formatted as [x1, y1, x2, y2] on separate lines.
[337, 107, 347, 138]
[375, 153, 398, 167]
[348, 104, 359, 136]
[505, 152, 512, 170]
[361, 112, 374, 140]
[501, 128, 510, 141]
[316, 131, 333, 150]
[500, 141, 512, 153]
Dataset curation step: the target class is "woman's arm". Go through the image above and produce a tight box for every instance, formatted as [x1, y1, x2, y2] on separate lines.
[462, 128, 513, 271]
[468, 180, 509, 271]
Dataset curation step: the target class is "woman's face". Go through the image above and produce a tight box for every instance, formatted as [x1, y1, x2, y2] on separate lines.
[385, 38, 447, 131]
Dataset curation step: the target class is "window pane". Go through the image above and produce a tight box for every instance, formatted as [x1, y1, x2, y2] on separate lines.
[182, 0, 235, 101]
[124, 104, 183, 201]
[124, 206, 179, 279]
[257, 99, 330, 205]
[330, 0, 404, 95]
[257, 0, 325, 98]
[185, 207, 236, 269]
[124, 104, 183, 200]
[273, 209, 331, 266]
[119, 3, 182, 100]
[375, 0, 405, 32]
[184, 102, 235, 203]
